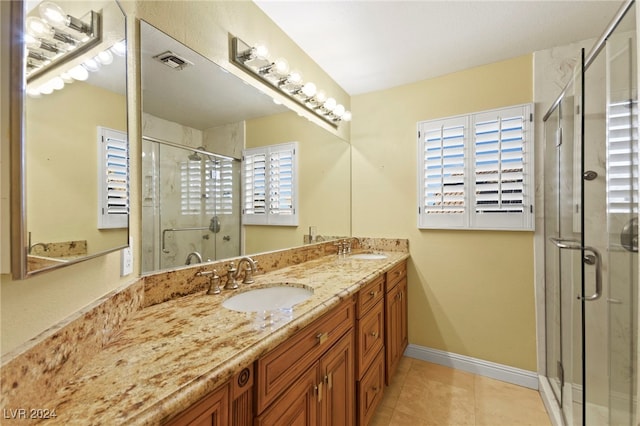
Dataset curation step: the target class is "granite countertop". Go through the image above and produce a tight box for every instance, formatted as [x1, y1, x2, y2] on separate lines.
[30, 251, 408, 425]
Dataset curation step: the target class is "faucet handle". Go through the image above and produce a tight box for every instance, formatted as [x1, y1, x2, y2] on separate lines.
[334, 241, 344, 255]
[197, 269, 221, 295]
[225, 262, 239, 290]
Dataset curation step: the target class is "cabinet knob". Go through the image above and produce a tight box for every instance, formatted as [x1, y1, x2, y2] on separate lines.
[369, 290, 377, 297]
[370, 331, 379, 338]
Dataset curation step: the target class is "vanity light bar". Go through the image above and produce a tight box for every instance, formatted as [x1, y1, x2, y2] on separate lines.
[24, 1, 111, 97]
[231, 37, 352, 127]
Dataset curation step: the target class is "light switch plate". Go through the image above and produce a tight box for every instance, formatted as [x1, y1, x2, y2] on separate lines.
[120, 236, 133, 276]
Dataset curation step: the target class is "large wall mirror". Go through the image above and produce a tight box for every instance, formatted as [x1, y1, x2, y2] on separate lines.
[11, 0, 128, 279]
[140, 22, 351, 274]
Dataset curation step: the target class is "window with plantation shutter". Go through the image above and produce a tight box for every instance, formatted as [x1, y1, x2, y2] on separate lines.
[242, 142, 298, 226]
[607, 98, 639, 214]
[418, 104, 534, 230]
[180, 157, 236, 216]
[97, 126, 129, 229]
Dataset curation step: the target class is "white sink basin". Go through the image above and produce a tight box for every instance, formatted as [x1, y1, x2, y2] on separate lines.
[222, 285, 313, 312]
[350, 253, 388, 260]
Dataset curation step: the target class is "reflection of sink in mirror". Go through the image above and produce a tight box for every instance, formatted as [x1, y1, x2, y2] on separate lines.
[222, 285, 313, 312]
[350, 253, 388, 260]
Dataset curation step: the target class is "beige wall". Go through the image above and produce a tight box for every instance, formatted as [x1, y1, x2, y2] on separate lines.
[244, 112, 351, 254]
[351, 55, 537, 371]
[26, 82, 127, 254]
[0, 1, 348, 355]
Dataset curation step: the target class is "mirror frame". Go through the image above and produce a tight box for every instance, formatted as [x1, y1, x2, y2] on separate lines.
[9, 0, 130, 280]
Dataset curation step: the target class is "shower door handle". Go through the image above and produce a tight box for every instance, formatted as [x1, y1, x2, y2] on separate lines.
[549, 237, 602, 301]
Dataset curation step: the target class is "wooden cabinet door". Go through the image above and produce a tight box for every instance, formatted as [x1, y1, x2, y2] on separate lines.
[357, 349, 385, 426]
[385, 275, 408, 385]
[167, 384, 228, 426]
[398, 278, 408, 358]
[319, 330, 355, 426]
[385, 279, 403, 384]
[255, 365, 319, 426]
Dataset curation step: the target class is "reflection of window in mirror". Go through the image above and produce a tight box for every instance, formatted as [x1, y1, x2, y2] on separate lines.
[242, 142, 299, 226]
[97, 126, 129, 229]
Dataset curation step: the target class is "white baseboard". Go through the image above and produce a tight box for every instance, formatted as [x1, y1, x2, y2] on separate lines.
[404, 344, 539, 390]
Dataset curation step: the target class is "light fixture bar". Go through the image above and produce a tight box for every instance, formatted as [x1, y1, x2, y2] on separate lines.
[26, 9, 101, 83]
[230, 37, 351, 127]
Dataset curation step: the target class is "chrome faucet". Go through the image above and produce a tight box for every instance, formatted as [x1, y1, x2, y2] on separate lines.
[236, 257, 257, 284]
[185, 251, 203, 265]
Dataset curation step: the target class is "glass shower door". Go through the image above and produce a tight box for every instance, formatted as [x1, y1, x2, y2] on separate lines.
[141, 141, 240, 273]
[604, 5, 637, 425]
[544, 71, 582, 426]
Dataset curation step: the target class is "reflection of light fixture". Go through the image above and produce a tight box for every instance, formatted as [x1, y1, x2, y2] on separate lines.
[231, 37, 352, 126]
[24, 1, 101, 83]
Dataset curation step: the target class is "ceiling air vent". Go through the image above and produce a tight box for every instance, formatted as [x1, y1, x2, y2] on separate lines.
[153, 51, 193, 70]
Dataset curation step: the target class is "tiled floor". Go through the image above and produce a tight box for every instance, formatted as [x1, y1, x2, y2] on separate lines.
[370, 357, 552, 426]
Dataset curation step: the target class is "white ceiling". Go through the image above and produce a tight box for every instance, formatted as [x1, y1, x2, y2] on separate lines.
[254, 0, 625, 95]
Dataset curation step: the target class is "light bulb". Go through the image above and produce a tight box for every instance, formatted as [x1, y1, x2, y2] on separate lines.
[287, 70, 302, 85]
[301, 82, 317, 98]
[315, 90, 327, 104]
[110, 40, 126, 57]
[26, 17, 51, 38]
[254, 44, 269, 60]
[26, 86, 42, 98]
[60, 72, 74, 83]
[333, 104, 345, 118]
[68, 64, 89, 81]
[39, 2, 66, 28]
[38, 81, 54, 95]
[83, 58, 100, 72]
[50, 76, 65, 90]
[342, 111, 352, 122]
[96, 50, 113, 65]
[272, 58, 289, 76]
[24, 34, 39, 49]
[323, 97, 337, 112]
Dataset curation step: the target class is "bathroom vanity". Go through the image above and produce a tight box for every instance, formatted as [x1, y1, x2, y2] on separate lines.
[1, 239, 408, 425]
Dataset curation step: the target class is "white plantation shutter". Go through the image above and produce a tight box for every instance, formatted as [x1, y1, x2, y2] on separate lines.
[418, 104, 534, 230]
[242, 142, 298, 226]
[471, 105, 533, 229]
[98, 127, 129, 229]
[418, 116, 468, 228]
[211, 159, 235, 215]
[180, 157, 236, 216]
[243, 152, 267, 218]
[180, 159, 203, 215]
[607, 99, 639, 214]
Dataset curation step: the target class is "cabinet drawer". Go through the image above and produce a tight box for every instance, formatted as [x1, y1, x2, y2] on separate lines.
[356, 299, 384, 379]
[385, 261, 407, 292]
[255, 298, 355, 414]
[357, 275, 384, 318]
[357, 349, 385, 426]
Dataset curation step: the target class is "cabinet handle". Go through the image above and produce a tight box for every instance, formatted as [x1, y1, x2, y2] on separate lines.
[325, 373, 333, 390]
[369, 290, 378, 297]
[316, 381, 323, 403]
[316, 332, 328, 345]
[370, 331, 379, 338]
